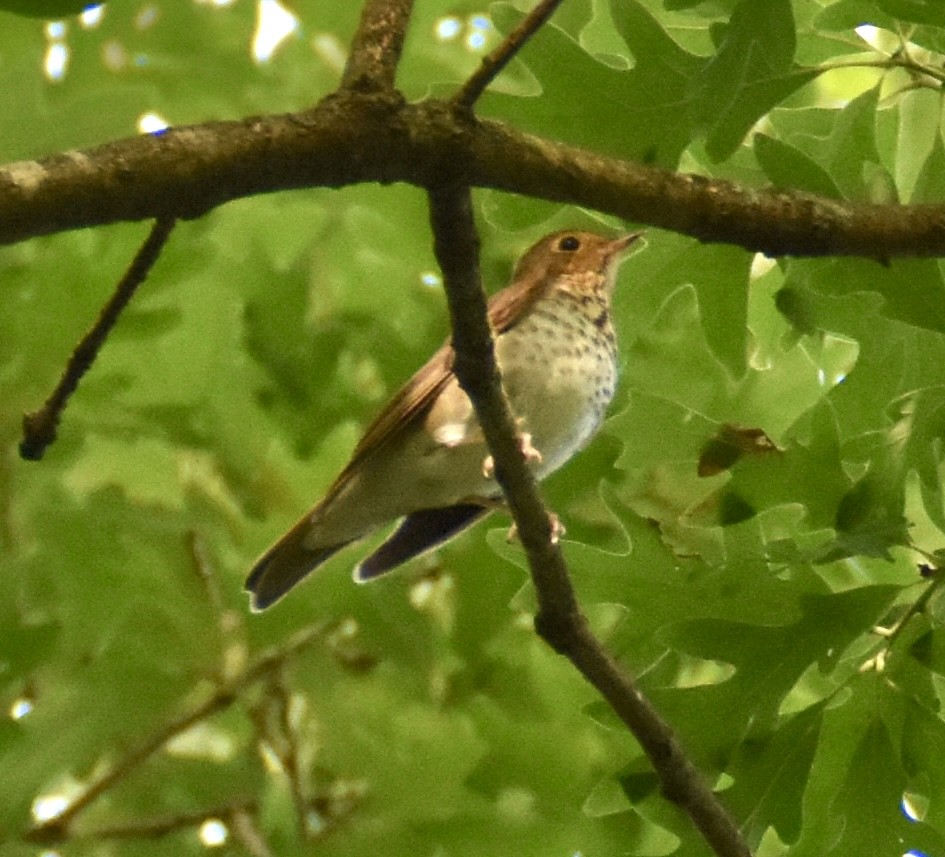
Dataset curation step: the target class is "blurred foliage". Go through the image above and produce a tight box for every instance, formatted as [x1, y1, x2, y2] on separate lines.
[3, 1, 945, 856]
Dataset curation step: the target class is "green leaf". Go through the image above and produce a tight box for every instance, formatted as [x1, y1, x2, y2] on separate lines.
[878, 0, 945, 26]
[648, 585, 899, 769]
[725, 702, 824, 843]
[482, 1, 705, 167]
[692, 0, 819, 160]
[827, 720, 945, 856]
[754, 133, 844, 198]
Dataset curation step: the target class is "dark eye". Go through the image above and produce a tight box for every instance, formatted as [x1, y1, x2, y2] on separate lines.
[558, 235, 580, 252]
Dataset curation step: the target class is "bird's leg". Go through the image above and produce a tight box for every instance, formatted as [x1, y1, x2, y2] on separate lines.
[506, 512, 565, 544]
[482, 425, 542, 479]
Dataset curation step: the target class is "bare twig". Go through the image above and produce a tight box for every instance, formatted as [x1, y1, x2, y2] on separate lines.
[27, 624, 327, 844]
[19, 217, 177, 460]
[248, 672, 311, 835]
[454, 0, 566, 108]
[427, 184, 752, 857]
[187, 531, 224, 616]
[62, 799, 257, 841]
[340, 0, 415, 92]
[230, 808, 275, 857]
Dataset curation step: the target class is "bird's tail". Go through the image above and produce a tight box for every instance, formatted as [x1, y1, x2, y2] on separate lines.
[355, 503, 489, 581]
[247, 503, 491, 608]
[245, 515, 352, 611]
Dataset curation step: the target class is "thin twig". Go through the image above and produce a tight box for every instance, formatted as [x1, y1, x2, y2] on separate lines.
[426, 184, 752, 857]
[454, 0, 566, 108]
[248, 671, 310, 836]
[230, 808, 275, 857]
[19, 217, 177, 461]
[187, 530, 224, 616]
[61, 799, 257, 841]
[187, 530, 249, 684]
[27, 624, 327, 844]
[871, 561, 945, 651]
[340, 0, 415, 92]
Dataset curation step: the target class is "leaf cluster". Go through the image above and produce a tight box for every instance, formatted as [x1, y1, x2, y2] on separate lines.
[4, 1, 945, 856]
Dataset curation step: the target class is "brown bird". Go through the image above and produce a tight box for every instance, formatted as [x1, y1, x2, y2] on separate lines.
[246, 229, 641, 610]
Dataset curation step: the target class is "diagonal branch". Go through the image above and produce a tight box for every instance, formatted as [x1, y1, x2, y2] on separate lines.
[59, 799, 258, 842]
[427, 185, 581, 621]
[426, 184, 752, 857]
[341, 0, 415, 92]
[19, 217, 176, 460]
[27, 624, 327, 845]
[455, 0, 566, 108]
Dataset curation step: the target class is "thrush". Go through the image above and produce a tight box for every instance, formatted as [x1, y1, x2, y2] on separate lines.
[246, 229, 641, 609]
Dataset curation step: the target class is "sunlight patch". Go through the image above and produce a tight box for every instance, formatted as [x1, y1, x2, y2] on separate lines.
[253, 0, 299, 64]
[44, 42, 69, 82]
[165, 722, 236, 762]
[199, 818, 228, 847]
[435, 16, 462, 42]
[138, 111, 170, 134]
[466, 14, 491, 51]
[9, 696, 33, 720]
[79, 4, 104, 27]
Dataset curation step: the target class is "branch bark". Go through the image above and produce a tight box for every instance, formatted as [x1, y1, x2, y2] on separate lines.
[3, 96, 945, 259]
[454, 0, 566, 107]
[340, 0, 415, 92]
[427, 184, 751, 857]
[20, 218, 176, 460]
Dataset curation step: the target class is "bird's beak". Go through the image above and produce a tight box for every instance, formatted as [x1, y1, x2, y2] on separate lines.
[604, 231, 645, 268]
[609, 231, 645, 257]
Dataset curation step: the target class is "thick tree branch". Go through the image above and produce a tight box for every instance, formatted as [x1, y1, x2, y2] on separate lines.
[340, 0, 415, 92]
[427, 184, 751, 857]
[3, 96, 945, 259]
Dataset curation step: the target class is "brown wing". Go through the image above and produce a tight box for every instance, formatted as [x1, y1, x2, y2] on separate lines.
[324, 268, 555, 496]
[345, 342, 454, 468]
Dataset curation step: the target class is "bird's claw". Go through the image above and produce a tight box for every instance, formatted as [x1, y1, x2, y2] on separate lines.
[482, 432, 542, 478]
[506, 512, 565, 544]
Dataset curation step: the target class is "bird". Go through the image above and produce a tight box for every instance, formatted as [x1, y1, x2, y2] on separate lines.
[246, 229, 642, 610]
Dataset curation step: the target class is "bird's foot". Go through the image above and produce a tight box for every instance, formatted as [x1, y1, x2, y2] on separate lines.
[506, 512, 565, 544]
[482, 432, 543, 478]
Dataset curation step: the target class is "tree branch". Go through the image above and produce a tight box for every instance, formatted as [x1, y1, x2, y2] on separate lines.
[454, 0, 566, 108]
[3, 97, 945, 259]
[27, 624, 327, 844]
[340, 0, 415, 92]
[427, 185, 751, 857]
[19, 218, 176, 460]
[58, 799, 258, 842]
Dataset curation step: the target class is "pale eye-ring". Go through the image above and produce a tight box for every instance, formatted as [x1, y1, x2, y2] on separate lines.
[558, 235, 580, 252]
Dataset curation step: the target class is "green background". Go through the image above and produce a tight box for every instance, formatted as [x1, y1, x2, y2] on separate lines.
[3, 1, 945, 855]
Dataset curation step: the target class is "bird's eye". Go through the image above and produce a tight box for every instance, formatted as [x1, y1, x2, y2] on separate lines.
[558, 235, 580, 252]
